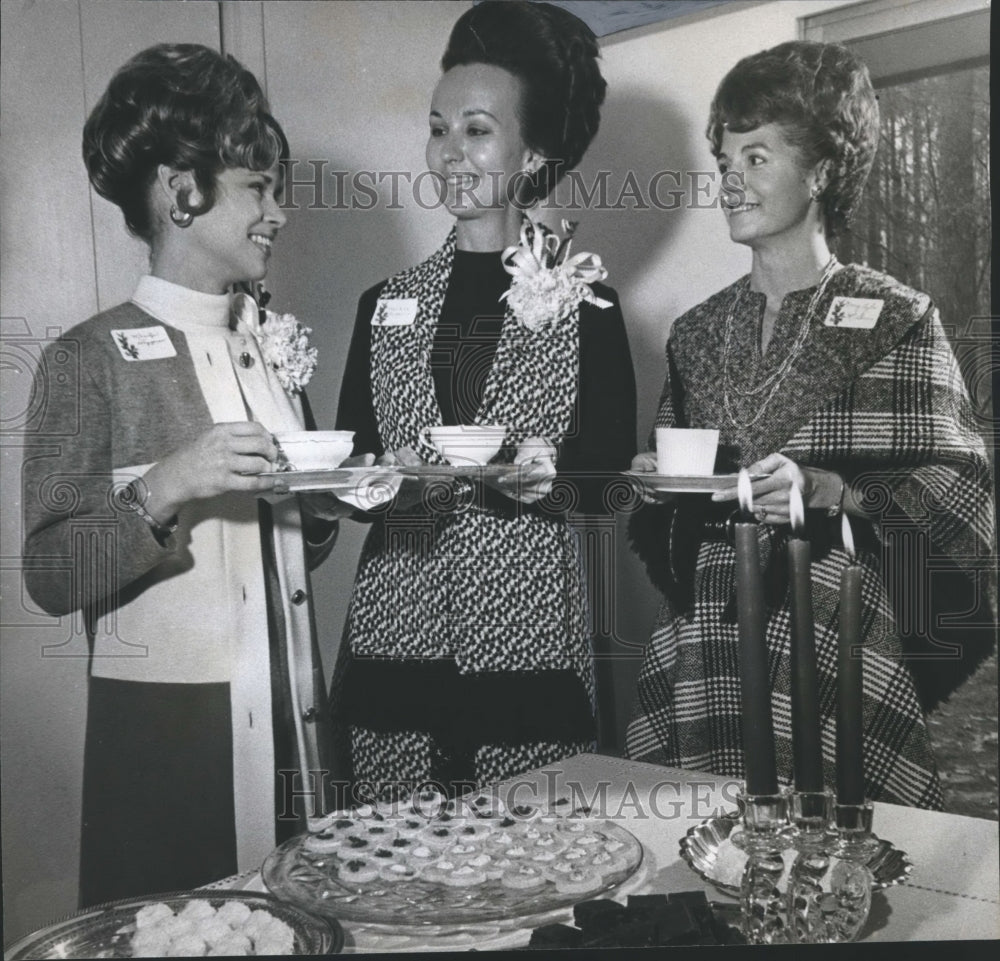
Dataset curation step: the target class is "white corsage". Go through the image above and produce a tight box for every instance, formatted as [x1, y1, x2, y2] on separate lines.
[257, 310, 318, 393]
[234, 287, 318, 394]
[500, 219, 612, 332]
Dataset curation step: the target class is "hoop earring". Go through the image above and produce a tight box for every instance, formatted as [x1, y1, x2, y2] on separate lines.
[170, 204, 194, 228]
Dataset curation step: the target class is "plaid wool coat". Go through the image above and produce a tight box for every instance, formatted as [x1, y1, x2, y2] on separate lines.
[625, 265, 995, 809]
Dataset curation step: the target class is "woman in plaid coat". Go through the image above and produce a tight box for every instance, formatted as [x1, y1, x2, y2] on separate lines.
[625, 41, 994, 809]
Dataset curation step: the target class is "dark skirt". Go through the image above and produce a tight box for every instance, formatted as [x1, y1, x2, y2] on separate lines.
[79, 677, 238, 906]
[331, 655, 596, 803]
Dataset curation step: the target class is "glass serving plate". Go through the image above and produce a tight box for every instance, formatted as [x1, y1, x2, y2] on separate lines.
[263, 820, 643, 928]
[624, 470, 766, 494]
[2, 891, 342, 959]
[259, 466, 399, 494]
[679, 812, 913, 896]
[393, 464, 521, 478]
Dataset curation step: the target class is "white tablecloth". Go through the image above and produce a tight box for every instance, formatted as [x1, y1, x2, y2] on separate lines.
[223, 753, 1000, 950]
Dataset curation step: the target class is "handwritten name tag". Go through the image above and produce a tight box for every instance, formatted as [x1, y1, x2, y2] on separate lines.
[371, 298, 419, 327]
[823, 297, 883, 330]
[110, 326, 177, 361]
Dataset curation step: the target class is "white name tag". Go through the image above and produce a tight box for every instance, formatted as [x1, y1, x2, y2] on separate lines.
[110, 326, 177, 360]
[371, 298, 419, 327]
[823, 297, 883, 330]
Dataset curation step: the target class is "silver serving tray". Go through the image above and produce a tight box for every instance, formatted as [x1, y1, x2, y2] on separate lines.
[679, 812, 913, 896]
[3, 891, 342, 959]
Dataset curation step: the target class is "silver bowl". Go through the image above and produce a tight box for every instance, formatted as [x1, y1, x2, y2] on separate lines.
[679, 812, 913, 896]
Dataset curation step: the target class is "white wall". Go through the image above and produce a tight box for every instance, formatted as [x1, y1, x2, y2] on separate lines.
[0, 0, 859, 940]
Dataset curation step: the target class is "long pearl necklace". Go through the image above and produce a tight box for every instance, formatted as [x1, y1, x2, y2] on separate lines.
[722, 256, 840, 430]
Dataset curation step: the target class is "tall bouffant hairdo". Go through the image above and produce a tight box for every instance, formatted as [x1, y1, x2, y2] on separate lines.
[707, 41, 879, 237]
[83, 43, 288, 241]
[441, 0, 606, 203]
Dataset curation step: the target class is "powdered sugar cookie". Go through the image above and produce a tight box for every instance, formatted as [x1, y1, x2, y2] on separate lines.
[206, 933, 252, 957]
[135, 903, 175, 929]
[177, 899, 215, 922]
[165, 932, 208, 956]
[215, 901, 252, 927]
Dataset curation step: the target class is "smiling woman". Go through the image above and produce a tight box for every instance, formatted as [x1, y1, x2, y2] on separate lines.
[329, 0, 636, 802]
[426, 62, 537, 248]
[21, 43, 342, 905]
[625, 41, 994, 811]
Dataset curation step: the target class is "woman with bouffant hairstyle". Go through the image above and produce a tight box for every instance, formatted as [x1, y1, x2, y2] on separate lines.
[24, 44, 342, 904]
[626, 41, 993, 809]
[332, 1, 635, 801]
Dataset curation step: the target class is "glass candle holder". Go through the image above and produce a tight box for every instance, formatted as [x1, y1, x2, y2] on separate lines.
[787, 797, 875, 943]
[788, 789, 834, 849]
[829, 800, 881, 860]
[733, 788, 793, 944]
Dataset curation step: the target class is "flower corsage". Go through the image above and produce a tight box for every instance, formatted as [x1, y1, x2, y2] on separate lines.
[235, 284, 318, 394]
[500, 219, 612, 332]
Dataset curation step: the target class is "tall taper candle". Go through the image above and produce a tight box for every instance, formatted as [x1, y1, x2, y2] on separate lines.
[788, 483, 824, 792]
[735, 470, 778, 795]
[837, 513, 865, 805]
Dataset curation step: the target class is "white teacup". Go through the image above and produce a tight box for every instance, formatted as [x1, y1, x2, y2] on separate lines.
[274, 431, 355, 471]
[655, 427, 719, 476]
[428, 425, 506, 466]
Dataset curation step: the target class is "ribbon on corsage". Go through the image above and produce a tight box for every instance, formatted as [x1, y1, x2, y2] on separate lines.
[500, 219, 613, 332]
[233, 284, 318, 394]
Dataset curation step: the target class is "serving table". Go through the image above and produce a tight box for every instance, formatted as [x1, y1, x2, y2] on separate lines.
[216, 753, 999, 951]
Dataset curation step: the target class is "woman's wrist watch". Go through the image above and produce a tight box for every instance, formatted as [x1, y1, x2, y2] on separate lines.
[116, 479, 178, 544]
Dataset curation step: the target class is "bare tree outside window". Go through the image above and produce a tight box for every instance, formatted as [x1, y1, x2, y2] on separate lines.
[838, 65, 992, 447]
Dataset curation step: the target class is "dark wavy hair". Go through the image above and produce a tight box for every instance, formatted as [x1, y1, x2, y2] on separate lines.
[83, 43, 288, 241]
[707, 41, 879, 237]
[441, 0, 606, 204]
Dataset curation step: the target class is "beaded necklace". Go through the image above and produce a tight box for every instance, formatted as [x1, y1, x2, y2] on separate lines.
[722, 256, 840, 430]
